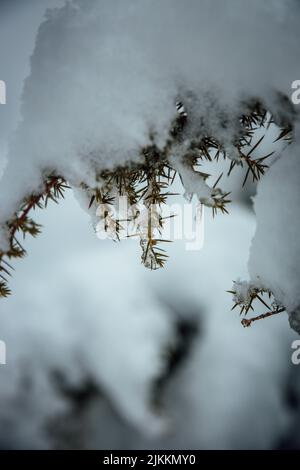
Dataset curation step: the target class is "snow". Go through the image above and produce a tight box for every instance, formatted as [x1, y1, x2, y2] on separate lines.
[231, 280, 256, 307]
[0, 0, 300, 450]
[0, 0, 300, 225]
[0, 192, 297, 449]
[248, 122, 300, 334]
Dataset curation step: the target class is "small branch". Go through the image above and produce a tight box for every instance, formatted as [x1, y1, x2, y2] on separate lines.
[241, 308, 285, 328]
[8, 176, 66, 246]
[0, 175, 67, 297]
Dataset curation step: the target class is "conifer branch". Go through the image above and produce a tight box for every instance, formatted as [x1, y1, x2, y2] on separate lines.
[0, 176, 68, 297]
[228, 281, 286, 328]
[0, 96, 294, 296]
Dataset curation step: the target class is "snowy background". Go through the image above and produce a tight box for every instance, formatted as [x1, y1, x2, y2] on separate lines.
[0, 0, 300, 449]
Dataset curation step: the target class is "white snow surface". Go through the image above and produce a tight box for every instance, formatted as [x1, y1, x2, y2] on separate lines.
[0, 0, 300, 224]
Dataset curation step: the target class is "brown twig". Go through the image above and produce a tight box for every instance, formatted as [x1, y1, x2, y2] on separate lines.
[241, 308, 285, 328]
